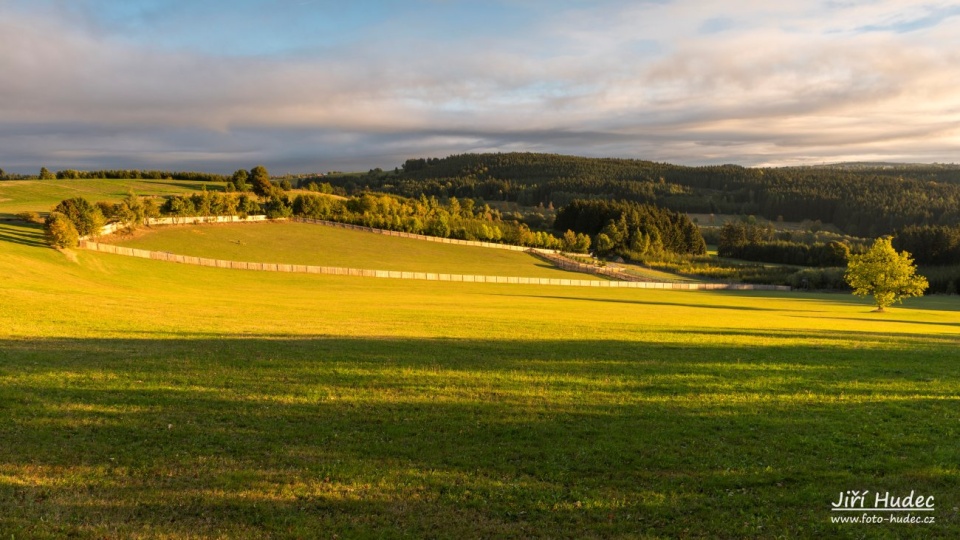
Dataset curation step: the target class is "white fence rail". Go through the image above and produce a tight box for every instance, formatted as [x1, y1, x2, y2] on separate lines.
[78, 239, 791, 291]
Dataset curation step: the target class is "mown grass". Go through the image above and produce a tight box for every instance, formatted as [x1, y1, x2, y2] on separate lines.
[2, 219, 960, 538]
[0, 179, 225, 217]
[108, 221, 602, 279]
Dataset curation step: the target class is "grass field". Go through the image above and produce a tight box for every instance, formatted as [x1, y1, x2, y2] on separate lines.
[108, 221, 603, 279]
[616, 262, 700, 283]
[2, 213, 960, 538]
[0, 179, 225, 218]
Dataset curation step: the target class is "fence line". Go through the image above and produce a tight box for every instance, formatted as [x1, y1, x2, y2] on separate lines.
[290, 218, 688, 284]
[98, 215, 545, 253]
[96, 215, 650, 282]
[526, 250, 658, 282]
[78, 239, 790, 291]
[96, 215, 272, 237]
[292, 217, 664, 282]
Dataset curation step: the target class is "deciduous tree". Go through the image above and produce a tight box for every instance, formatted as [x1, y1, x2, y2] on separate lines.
[845, 236, 928, 312]
[53, 197, 105, 237]
[249, 165, 274, 197]
[44, 212, 79, 248]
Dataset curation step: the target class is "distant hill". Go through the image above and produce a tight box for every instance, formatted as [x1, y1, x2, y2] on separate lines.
[795, 161, 960, 172]
[780, 162, 960, 186]
[321, 152, 960, 237]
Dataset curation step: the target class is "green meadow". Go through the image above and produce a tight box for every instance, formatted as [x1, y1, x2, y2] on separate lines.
[109, 221, 602, 279]
[0, 179, 225, 218]
[1, 210, 959, 537]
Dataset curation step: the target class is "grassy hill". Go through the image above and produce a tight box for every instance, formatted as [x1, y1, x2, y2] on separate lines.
[0, 179, 225, 218]
[2, 209, 959, 536]
[108, 221, 604, 279]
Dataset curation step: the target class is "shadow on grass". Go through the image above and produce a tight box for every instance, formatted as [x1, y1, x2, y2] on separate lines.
[503, 294, 781, 312]
[792, 315, 960, 329]
[900, 296, 960, 312]
[714, 289, 956, 315]
[668, 326, 960, 346]
[0, 221, 47, 248]
[2, 335, 959, 538]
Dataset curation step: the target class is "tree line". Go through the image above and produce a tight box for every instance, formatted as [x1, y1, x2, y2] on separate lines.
[42, 189, 594, 253]
[325, 153, 960, 238]
[717, 221, 853, 267]
[893, 224, 960, 266]
[553, 199, 706, 258]
[18, 153, 960, 239]
[48, 168, 228, 182]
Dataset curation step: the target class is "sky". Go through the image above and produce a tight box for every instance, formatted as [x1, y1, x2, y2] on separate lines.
[2, 0, 959, 174]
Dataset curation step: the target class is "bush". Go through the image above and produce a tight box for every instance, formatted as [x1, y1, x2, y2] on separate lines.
[44, 212, 79, 248]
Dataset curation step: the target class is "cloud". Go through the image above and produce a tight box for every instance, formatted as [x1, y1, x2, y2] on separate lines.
[1, 0, 959, 172]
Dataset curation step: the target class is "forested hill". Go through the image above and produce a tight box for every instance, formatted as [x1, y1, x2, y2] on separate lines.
[346, 153, 960, 237]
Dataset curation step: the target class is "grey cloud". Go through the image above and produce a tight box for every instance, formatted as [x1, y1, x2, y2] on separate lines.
[2, 2, 960, 173]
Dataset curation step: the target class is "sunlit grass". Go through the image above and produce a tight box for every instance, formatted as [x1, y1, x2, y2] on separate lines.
[0, 178, 225, 217]
[1, 219, 959, 538]
[108, 220, 604, 279]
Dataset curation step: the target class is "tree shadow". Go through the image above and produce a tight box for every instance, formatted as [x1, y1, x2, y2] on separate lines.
[793, 315, 960, 329]
[900, 296, 960, 312]
[0, 221, 47, 248]
[669, 325, 960, 347]
[1, 335, 958, 538]
[503, 294, 781, 312]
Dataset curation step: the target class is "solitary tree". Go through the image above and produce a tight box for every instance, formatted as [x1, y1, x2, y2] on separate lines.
[845, 236, 928, 312]
[39, 167, 56, 180]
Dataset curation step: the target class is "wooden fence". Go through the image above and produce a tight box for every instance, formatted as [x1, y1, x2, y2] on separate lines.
[96, 215, 271, 237]
[78, 240, 790, 291]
